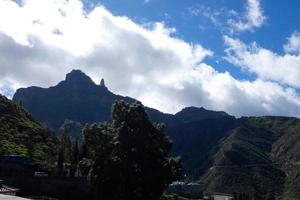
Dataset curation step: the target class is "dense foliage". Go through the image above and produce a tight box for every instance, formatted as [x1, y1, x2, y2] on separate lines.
[58, 119, 83, 142]
[84, 101, 182, 200]
[0, 94, 58, 171]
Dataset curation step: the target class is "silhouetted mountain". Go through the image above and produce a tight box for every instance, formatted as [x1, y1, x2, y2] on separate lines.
[13, 70, 232, 129]
[13, 70, 136, 129]
[174, 106, 230, 123]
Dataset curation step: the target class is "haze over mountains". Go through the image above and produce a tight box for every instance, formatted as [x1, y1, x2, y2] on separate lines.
[11, 69, 300, 199]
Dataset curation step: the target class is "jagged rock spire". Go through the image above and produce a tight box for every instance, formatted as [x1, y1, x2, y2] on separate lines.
[100, 78, 105, 87]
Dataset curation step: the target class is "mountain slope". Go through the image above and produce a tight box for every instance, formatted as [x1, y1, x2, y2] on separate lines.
[0, 94, 58, 170]
[167, 116, 236, 179]
[201, 117, 300, 199]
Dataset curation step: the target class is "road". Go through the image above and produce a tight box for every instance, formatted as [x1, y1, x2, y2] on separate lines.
[0, 195, 29, 200]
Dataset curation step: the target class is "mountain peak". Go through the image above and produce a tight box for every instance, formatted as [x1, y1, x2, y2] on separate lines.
[65, 70, 95, 86]
[175, 106, 232, 123]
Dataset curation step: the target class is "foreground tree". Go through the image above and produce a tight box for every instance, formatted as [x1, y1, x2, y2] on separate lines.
[84, 100, 182, 200]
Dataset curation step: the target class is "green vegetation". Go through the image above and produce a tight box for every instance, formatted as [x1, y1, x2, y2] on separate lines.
[0, 94, 58, 171]
[58, 119, 83, 142]
[84, 100, 182, 200]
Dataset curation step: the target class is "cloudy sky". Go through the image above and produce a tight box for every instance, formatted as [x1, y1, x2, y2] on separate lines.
[0, 0, 300, 117]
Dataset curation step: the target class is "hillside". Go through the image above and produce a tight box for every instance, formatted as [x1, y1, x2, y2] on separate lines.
[168, 116, 236, 179]
[201, 117, 300, 199]
[0, 94, 58, 170]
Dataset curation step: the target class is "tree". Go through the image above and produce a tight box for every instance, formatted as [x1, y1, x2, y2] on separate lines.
[84, 100, 182, 200]
[70, 139, 79, 177]
[57, 131, 72, 175]
[58, 119, 83, 142]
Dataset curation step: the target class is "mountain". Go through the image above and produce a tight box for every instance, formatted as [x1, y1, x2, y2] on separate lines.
[0, 94, 57, 170]
[12, 70, 235, 177]
[174, 106, 229, 123]
[13, 70, 231, 130]
[201, 117, 300, 199]
[168, 116, 236, 179]
[13, 70, 136, 129]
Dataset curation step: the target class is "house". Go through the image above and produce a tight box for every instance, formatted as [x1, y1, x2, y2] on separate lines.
[204, 192, 234, 200]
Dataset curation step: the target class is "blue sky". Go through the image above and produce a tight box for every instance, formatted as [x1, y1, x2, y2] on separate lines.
[92, 0, 300, 79]
[0, 0, 300, 117]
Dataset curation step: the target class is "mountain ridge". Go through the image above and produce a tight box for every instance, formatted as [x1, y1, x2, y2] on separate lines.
[13, 69, 232, 129]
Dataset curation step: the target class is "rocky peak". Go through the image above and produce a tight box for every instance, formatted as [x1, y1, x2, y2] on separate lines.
[175, 106, 232, 123]
[64, 70, 95, 86]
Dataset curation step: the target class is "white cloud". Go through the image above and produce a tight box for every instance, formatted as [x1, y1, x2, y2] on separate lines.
[284, 31, 300, 55]
[228, 0, 266, 32]
[1, 0, 300, 117]
[188, 0, 265, 34]
[224, 35, 300, 88]
[187, 5, 228, 30]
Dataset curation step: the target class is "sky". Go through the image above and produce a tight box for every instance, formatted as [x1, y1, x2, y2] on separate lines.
[0, 0, 300, 117]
